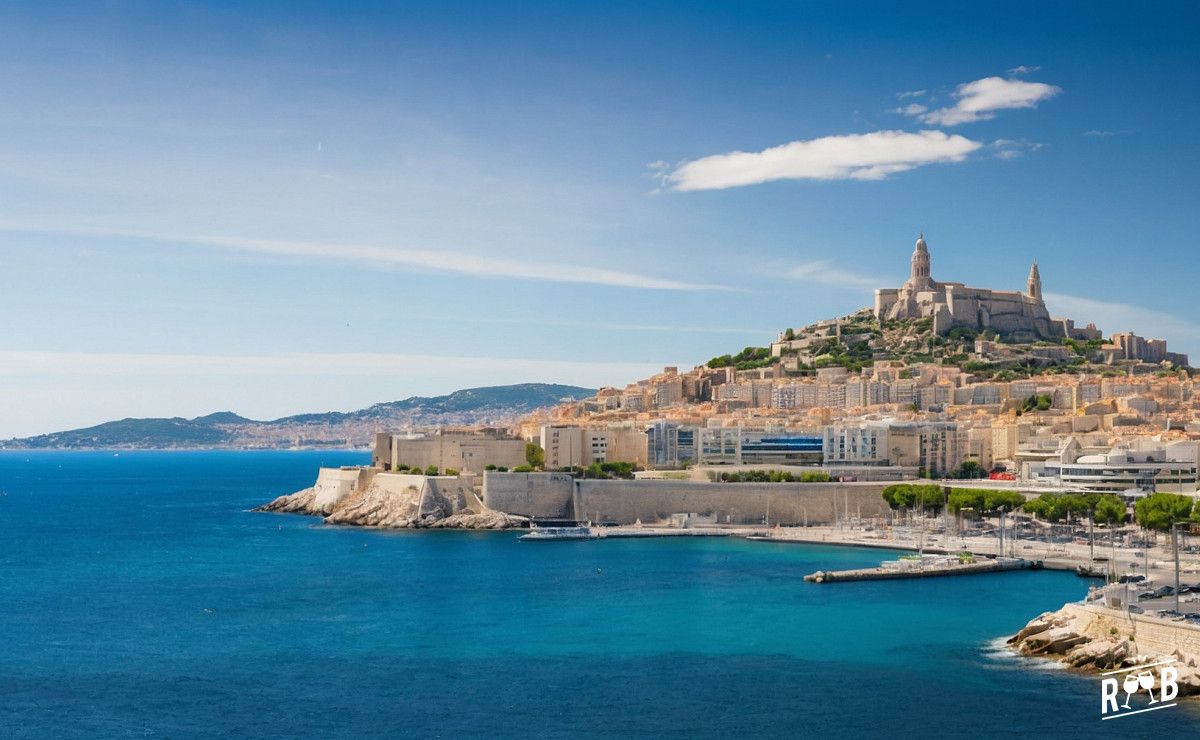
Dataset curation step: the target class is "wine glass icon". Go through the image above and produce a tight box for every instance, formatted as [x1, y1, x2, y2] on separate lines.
[1139, 670, 1158, 704]
[1121, 673, 1140, 709]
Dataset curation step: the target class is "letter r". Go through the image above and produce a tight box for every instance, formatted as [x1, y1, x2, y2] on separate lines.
[1160, 667, 1178, 703]
[1101, 678, 1119, 714]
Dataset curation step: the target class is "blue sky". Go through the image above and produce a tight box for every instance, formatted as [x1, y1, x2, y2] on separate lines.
[2, 1, 1198, 437]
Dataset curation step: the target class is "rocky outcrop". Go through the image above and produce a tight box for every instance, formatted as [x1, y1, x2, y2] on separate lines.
[255, 468, 526, 530]
[1008, 603, 1200, 697]
[256, 486, 319, 514]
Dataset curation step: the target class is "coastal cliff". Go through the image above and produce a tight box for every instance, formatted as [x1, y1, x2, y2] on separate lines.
[256, 467, 525, 530]
[1009, 602, 1200, 696]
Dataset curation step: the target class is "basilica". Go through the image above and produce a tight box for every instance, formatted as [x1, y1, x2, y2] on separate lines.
[873, 234, 1081, 341]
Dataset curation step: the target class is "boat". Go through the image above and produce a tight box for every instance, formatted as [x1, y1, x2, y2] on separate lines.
[518, 525, 601, 541]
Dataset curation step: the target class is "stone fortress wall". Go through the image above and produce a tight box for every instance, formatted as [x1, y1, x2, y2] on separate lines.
[1070, 603, 1200, 658]
[307, 468, 909, 527]
[481, 471, 576, 519]
[481, 471, 891, 526]
[573, 479, 892, 525]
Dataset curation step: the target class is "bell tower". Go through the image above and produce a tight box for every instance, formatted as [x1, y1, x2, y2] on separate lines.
[1027, 262, 1042, 301]
[908, 233, 933, 289]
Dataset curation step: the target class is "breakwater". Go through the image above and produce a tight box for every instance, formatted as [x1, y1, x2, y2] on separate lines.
[804, 557, 1032, 583]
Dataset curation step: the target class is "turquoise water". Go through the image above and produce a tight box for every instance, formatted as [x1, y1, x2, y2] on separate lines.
[0, 450, 1193, 738]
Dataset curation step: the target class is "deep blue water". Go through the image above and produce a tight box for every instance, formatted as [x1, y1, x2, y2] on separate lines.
[0, 451, 1194, 738]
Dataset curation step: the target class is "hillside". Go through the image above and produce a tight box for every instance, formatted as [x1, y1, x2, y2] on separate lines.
[3, 383, 594, 450]
[735, 309, 1187, 380]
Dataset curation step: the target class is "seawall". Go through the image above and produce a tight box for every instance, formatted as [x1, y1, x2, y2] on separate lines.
[480, 472, 891, 526]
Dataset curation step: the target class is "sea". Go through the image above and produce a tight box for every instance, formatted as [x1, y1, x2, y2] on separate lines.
[0, 450, 1194, 738]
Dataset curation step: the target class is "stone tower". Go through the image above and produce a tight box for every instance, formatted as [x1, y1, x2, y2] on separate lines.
[908, 233, 933, 289]
[1026, 262, 1042, 300]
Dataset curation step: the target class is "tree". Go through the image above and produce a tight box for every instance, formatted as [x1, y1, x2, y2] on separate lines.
[983, 490, 1025, 514]
[525, 442, 545, 469]
[947, 488, 985, 514]
[1057, 493, 1092, 524]
[1135, 493, 1195, 532]
[956, 461, 984, 479]
[1093, 494, 1126, 526]
[882, 484, 944, 513]
[1022, 493, 1066, 522]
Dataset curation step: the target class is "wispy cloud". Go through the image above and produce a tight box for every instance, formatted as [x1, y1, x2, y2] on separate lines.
[1045, 293, 1200, 352]
[0, 350, 666, 378]
[453, 315, 771, 336]
[658, 130, 982, 191]
[0, 222, 729, 292]
[785, 260, 883, 290]
[1084, 130, 1115, 137]
[894, 103, 928, 116]
[992, 138, 1044, 160]
[896, 89, 927, 99]
[908, 76, 1061, 126]
[1007, 65, 1041, 75]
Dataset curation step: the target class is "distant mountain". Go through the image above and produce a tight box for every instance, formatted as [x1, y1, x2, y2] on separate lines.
[3, 383, 593, 450]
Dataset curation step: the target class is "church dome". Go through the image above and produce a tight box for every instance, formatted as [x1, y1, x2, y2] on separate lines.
[914, 233, 927, 252]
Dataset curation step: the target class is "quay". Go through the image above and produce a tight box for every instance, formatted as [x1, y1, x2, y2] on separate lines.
[803, 556, 1034, 583]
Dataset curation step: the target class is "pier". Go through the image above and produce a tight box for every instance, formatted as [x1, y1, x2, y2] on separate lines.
[803, 556, 1034, 583]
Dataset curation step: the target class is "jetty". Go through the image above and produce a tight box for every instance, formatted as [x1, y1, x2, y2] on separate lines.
[804, 555, 1035, 583]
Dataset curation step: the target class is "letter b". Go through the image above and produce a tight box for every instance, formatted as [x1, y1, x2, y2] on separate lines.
[1160, 667, 1178, 703]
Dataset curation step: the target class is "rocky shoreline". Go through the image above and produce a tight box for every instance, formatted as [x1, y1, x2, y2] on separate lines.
[1009, 602, 1200, 696]
[255, 470, 526, 530]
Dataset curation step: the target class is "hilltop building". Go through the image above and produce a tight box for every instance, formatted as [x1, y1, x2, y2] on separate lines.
[874, 234, 1068, 341]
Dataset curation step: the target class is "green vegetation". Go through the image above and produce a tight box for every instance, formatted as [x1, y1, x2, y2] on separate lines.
[525, 442, 545, 469]
[718, 469, 831, 483]
[555, 462, 637, 479]
[512, 464, 534, 473]
[1019, 394, 1053, 414]
[1093, 494, 1128, 526]
[423, 464, 439, 476]
[443, 468, 459, 476]
[881, 483, 945, 513]
[946, 488, 1025, 515]
[1022, 492, 1127, 526]
[953, 460, 985, 479]
[1134, 492, 1196, 531]
[707, 346, 776, 370]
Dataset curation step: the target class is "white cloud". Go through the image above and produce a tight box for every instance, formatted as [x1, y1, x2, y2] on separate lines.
[992, 138, 1044, 160]
[896, 89, 927, 99]
[1007, 65, 1041, 75]
[0, 222, 729, 292]
[661, 130, 982, 191]
[1044, 293, 1200, 356]
[785, 260, 882, 290]
[911, 76, 1061, 126]
[1084, 130, 1115, 137]
[895, 103, 928, 116]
